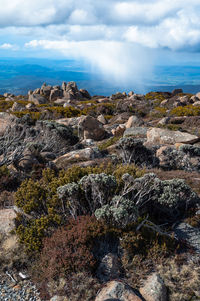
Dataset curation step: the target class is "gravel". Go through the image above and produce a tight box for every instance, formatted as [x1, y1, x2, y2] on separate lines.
[0, 274, 42, 301]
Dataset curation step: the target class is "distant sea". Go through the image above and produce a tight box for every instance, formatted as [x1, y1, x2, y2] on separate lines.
[0, 58, 200, 96]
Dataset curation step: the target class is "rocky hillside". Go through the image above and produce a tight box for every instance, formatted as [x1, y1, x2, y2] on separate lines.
[0, 82, 200, 301]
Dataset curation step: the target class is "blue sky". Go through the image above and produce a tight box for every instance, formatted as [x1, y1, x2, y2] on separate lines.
[1, 0, 200, 85]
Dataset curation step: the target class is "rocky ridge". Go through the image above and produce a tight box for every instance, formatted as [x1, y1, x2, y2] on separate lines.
[0, 83, 200, 301]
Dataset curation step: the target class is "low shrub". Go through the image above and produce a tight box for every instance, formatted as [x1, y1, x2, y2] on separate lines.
[15, 163, 144, 253]
[45, 106, 81, 118]
[0, 100, 14, 111]
[158, 255, 200, 301]
[12, 111, 42, 121]
[170, 105, 200, 116]
[0, 166, 19, 192]
[145, 92, 166, 101]
[98, 136, 122, 151]
[151, 106, 167, 118]
[36, 216, 110, 281]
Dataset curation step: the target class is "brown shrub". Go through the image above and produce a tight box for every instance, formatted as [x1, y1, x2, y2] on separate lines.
[36, 216, 110, 282]
[158, 254, 200, 301]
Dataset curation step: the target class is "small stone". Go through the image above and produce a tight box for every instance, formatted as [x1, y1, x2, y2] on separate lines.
[139, 273, 167, 301]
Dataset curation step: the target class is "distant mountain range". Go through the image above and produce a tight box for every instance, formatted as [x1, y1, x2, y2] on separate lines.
[0, 58, 200, 96]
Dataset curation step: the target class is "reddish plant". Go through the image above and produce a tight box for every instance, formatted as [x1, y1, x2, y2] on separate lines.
[37, 216, 109, 282]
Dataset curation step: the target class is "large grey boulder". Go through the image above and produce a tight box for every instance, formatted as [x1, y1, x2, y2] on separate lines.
[28, 94, 48, 105]
[95, 281, 143, 301]
[11, 102, 25, 112]
[147, 128, 199, 145]
[53, 147, 101, 169]
[63, 81, 82, 99]
[79, 88, 91, 99]
[50, 88, 63, 101]
[41, 83, 52, 97]
[125, 116, 144, 128]
[174, 222, 200, 254]
[0, 112, 16, 136]
[172, 88, 183, 96]
[56, 116, 84, 128]
[123, 127, 148, 138]
[196, 92, 200, 100]
[78, 116, 107, 141]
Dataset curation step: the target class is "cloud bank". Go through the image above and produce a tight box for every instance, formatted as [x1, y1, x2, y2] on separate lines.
[1, 0, 200, 84]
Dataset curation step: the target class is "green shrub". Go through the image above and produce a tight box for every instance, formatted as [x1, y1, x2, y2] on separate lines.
[145, 92, 165, 101]
[0, 100, 14, 111]
[12, 111, 42, 120]
[170, 105, 200, 116]
[15, 179, 48, 215]
[98, 136, 122, 151]
[15, 163, 144, 253]
[151, 106, 167, 118]
[45, 106, 81, 118]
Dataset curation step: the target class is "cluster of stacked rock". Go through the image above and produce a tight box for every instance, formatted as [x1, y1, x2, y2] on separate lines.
[28, 81, 91, 105]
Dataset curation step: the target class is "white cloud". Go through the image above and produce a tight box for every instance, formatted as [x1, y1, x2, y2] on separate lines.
[1, 0, 200, 51]
[0, 43, 18, 50]
[25, 39, 153, 85]
[1, 0, 200, 84]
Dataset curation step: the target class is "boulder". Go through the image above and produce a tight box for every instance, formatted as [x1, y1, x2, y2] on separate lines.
[158, 117, 171, 126]
[160, 99, 169, 107]
[97, 114, 107, 125]
[174, 222, 200, 254]
[193, 101, 200, 107]
[156, 146, 173, 168]
[190, 95, 199, 103]
[123, 127, 148, 138]
[4, 93, 13, 97]
[0, 112, 16, 136]
[11, 102, 25, 112]
[40, 152, 56, 161]
[112, 124, 126, 137]
[0, 209, 17, 234]
[41, 83, 52, 97]
[78, 116, 107, 141]
[125, 116, 144, 128]
[28, 94, 48, 105]
[33, 88, 41, 95]
[97, 98, 110, 103]
[63, 81, 82, 99]
[109, 113, 131, 125]
[53, 147, 102, 169]
[50, 297, 68, 301]
[179, 95, 189, 105]
[54, 98, 68, 105]
[156, 144, 200, 171]
[139, 273, 167, 301]
[50, 88, 63, 101]
[79, 89, 91, 99]
[95, 281, 143, 301]
[128, 91, 134, 97]
[62, 81, 67, 91]
[26, 103, 36, 110]
[172, 88, 183, 96]
[196, 92, 200, 100]
[18, 148, 39, 171]
[28, 90, 33, 96]
[97, 253, 122, 282]
[56, 116, 83, 128]
[147, 128, 199, 145]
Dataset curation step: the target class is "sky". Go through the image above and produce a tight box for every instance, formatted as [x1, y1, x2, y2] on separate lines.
[1, 0, 200, 85]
